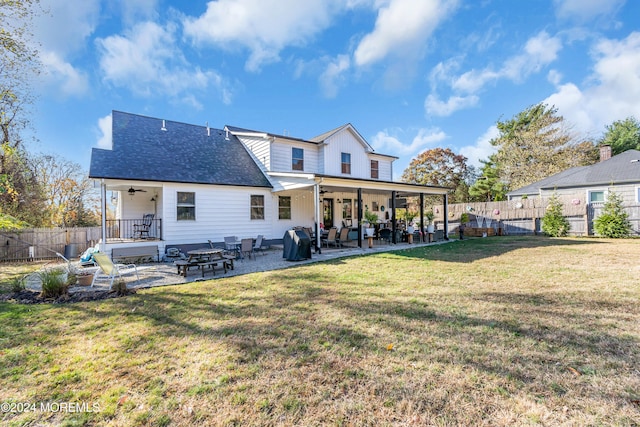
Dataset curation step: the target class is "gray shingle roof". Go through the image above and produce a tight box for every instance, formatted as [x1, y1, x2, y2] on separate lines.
[89, 111, 272, 188]
[509, 149, 640, 195]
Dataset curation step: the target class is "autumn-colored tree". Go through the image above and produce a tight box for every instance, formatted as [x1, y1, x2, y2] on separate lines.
[32, 154, 100, 227]
[401, 147, 473, 203]
[1, 0, 45, 224]
[599, 117, 640, 155]
[491, 103, 596, 192]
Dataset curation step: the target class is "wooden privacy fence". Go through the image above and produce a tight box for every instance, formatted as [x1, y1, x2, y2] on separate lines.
[432, 199, 640, 237]
[0, 227, 101, 262]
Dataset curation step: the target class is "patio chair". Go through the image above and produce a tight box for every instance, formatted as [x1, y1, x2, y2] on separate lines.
[253, 235, 267, 256]
[241, 238, 255, 260]
[224, 236, 240, 257]
[133, 213, 154, 239]
[321, 227, 338, 248]
[336, 227, 350, 248]
[379, 228, 392, 244]
[91, 252, 139, 287]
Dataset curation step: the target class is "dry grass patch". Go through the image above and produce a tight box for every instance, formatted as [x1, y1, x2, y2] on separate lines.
[1, 236, 639, 426]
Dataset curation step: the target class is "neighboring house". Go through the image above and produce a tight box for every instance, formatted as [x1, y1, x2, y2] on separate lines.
[89, 111, 450, 255]
[507, 147, 640, 234]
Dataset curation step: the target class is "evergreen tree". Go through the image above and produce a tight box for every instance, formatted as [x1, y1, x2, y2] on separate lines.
[542, 193, 570, 237]
[593, 192, 631, 238]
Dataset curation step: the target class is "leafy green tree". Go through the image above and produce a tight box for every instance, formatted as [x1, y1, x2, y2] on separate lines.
[491, 103, 596, 192]
[401, 147, 473, 203]
[468, 156, 507, 201]
[542, 193, 570, 237]
[598, 117, 640, 155]
[593, 192, 631, 238]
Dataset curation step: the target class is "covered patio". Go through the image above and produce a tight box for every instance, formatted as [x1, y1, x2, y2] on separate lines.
[269, 172, 451, 251]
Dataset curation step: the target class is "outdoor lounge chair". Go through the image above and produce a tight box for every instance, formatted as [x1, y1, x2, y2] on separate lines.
[91, 252, 139, 287]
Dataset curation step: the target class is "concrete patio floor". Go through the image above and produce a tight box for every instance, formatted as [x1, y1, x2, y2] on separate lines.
[30, 239, 452, 294]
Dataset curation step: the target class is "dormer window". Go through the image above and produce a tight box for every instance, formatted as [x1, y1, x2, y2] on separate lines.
[341, 152, 351, 174]
[370, 160, 379, 179]
[292, 147, 304, 171]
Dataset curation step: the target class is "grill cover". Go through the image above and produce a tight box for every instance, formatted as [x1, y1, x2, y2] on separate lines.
[282, 229, 312, 261]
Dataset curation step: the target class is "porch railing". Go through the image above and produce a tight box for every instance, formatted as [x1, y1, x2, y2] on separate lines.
[105, 219, 162, 240]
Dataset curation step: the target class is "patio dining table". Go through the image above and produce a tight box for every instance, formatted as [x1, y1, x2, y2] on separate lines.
[175, 248, 228, 277]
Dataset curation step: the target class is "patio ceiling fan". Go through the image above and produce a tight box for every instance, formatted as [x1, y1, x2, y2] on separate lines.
[127, 186, 147, 195]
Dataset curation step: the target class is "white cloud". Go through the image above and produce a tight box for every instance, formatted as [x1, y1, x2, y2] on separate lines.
[460, 125, 499, 168]
[183, 0, 340, 72]
[96, 114, 113, 149]
[34, 0, 101, 55]
[428, 31, 562, 116]
[453, 31, 562, 93]
[544, 31, 640, 136]
[319, 55, 351, 98]
[97, 22, 233, 104]
[372, 127, 447, 156]
[553, 0, 625, 22]
[354, 0, 459, 67]
[40, 51, 89, 96]
[425, 94, 479, 117]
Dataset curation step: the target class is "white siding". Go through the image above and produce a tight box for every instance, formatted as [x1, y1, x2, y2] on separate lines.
[374, 158, 393, 181]
[270, 189, 317, 238]
[238, 136, 271, 171]
[322, 130, 372, 179]
[161, 183, 274, 244]
[271, 141, 319, 173]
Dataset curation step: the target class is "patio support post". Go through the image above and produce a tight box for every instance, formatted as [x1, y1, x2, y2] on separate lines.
[443, 193, 449, 240]
[100, 180, 107, 252]
[419, 193, 424, 241]
[357, 188, 363, 248]
[314, 184, 322, 251]
[391, 191, 397, 244]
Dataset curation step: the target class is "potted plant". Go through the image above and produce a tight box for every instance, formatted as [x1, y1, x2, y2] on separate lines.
[363, 210, 378, 237]
[75, 270, 94, 286]
[425, 210, 435, 233]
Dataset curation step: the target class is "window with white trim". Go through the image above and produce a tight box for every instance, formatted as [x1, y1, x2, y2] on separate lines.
[370, 160, 379, 179]
[279, 196, 291, 220]
[177, 192, 195, 220]
[292, 148, 304, 171]
[588, 190, 605, 204]
[251, 195, 265, 220]
[341, 152, 351, 174]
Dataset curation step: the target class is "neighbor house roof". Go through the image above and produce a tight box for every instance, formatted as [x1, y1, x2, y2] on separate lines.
[508, 149, 640, 196]
[89, 111, 272, 188]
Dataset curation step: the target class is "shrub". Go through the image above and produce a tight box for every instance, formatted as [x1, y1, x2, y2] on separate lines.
[542, 193, 570, 237]
[39, 268, 69, 299]
[593, 192, 631, 238]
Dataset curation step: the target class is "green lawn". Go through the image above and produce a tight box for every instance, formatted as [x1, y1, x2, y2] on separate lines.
[1, 237, 639, 426]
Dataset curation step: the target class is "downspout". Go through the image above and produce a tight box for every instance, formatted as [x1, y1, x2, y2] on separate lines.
[100, 179, 107, 252]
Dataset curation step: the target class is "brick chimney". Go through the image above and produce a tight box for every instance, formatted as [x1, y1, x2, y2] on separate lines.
[599, 145, 612, 162]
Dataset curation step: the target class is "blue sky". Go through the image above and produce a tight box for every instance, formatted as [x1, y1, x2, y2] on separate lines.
[29, 0, 640, 179]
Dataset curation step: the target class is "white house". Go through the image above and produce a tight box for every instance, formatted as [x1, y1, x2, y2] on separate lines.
[89, 111, 450, 256]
